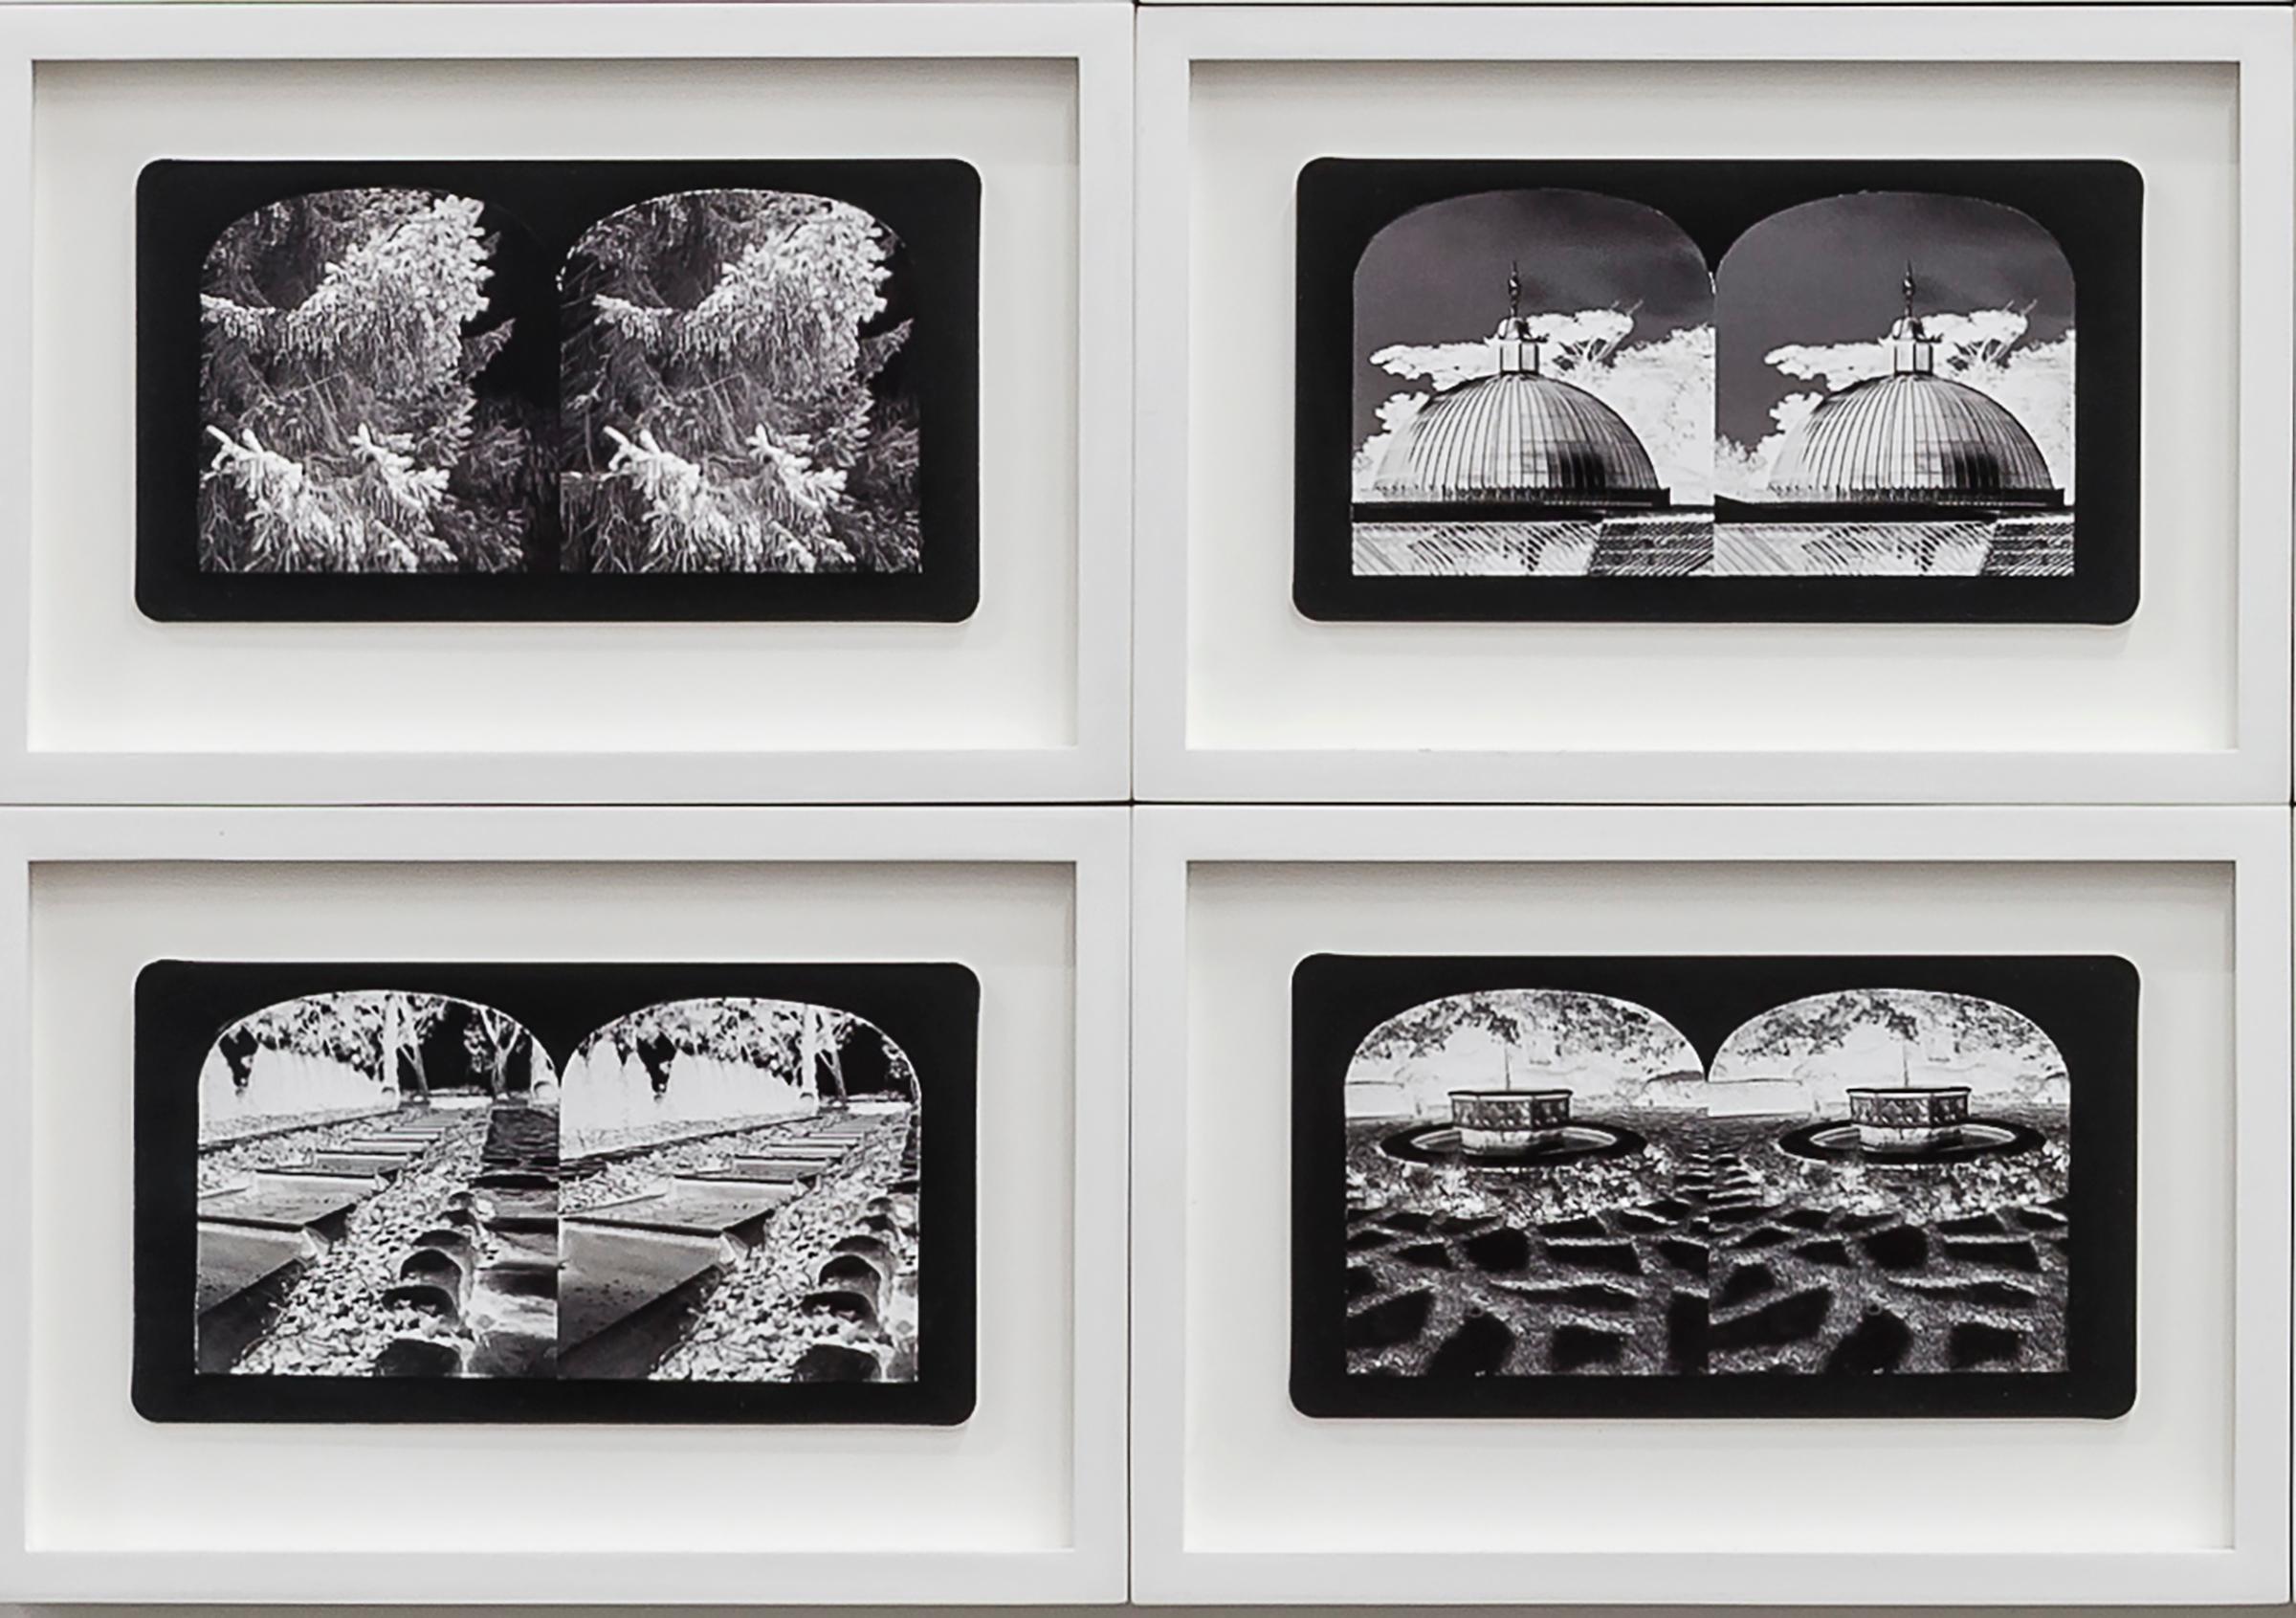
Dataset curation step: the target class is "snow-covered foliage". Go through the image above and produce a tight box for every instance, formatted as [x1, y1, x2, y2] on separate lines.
[197, 188, 531, 572]
[562, 189, 919, 573]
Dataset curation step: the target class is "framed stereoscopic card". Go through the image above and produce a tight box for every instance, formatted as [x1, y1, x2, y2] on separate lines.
[1291, 953, 2135, 1420]
[1132, 6, 2292, 807]
[0, 2, 1133, 806]
[1294, 159, 2138, 625]
[138, 158, 981, 624]
[0, 807, 1129, 1604]
[1130, 807, 2290, 1606]
[135, 959, 978, 1425]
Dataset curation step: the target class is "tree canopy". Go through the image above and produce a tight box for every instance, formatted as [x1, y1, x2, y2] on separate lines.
[560, 189, 919, 574]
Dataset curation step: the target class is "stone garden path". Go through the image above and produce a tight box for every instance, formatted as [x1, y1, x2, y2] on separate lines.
[1345, 1142, 2070, 1378]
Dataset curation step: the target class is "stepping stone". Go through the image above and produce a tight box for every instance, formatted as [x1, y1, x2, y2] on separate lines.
[1861, 1227, 1930, 1272]
[1774, 1208, 1832, 1232]
[817, 1252, 886, 1299]
[1716, 1262, 1777, 1309]
[1706, 1205, 1775, 1227]
[375, 1337, 462, 1376]
[1792, 1238, 1854, 1268]
[381, 1281, 461, 1324]
[1346, 1290, 1432, 1351]
[2011, 1206, 2068, 1230]
[1710, 1288, 1833, 1354]
[199, 1180, 364, 1233]
[472, 1170, 554, 1193]
[1434, 1214, 1495, 1236]
[1393, 1240, 1453, 1271]
[1544, 1240, 1641, 1276]
[1540, 1215, 1607, 1240]
[832, 1234, 897, 1269]
[1343, 1228, 1393, 1252]
[1461, 1228, 1533, 1273]
[1824, 1307, 1912, 1373]
[1550, 1322, 1627, 1372]
[399, 1249, 468, 1294]
[1949, 1320, 2025, 1368]
[799, 1289, 880, 1326]
[1937, 1211, 2006, 1237]
[1940, 1237, 2041, 1274]
[1495, 1280, 1640, 1313]
[1425, 1311, 1514, 1376]
[1377, 1211, 1438, 1236]
[1656, 1237, 1709, 1279]
[409, 1228, 476, 1259]
[1612, 1209, 1672, 1234]
[791, 1342, 880, 1383]
[1665, 1290, 1708, 1374]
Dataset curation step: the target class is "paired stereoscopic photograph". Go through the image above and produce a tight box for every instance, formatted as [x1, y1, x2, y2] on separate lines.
[1292, 956, 2136, 1419]
[135, 961, 978, 1424]
[137, 159, 980, 621]
[1294, 160, 2141, 622]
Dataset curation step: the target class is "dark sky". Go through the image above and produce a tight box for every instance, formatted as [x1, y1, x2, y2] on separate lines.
[1351, 188, 1713, 447]
[1716, 190, 2075, 449]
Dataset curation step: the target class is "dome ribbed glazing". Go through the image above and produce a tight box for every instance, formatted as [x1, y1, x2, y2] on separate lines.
[1373, 371, 1664, 504]
[1764, 272, 2060, 507]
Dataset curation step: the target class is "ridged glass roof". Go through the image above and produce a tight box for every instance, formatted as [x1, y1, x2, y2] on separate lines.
[1766, 372, 2057, 505]
[1372, 372, 1663, 504]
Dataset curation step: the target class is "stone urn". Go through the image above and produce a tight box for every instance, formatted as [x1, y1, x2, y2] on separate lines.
[1845, 1085, 1971, 1153]
[1449, 1089, 1572, 1157]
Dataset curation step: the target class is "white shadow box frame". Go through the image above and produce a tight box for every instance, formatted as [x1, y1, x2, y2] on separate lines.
[1134, 7, 2294, 806]
[0, 806, 1129, 1604]
[0, 3, 1134, 806]
[1130, 805, 2291, 1605]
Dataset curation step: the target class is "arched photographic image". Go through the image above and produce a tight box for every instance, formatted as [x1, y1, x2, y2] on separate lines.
[137, 160, 981, 621]
[1291, 955, 2135, 1420]
[136, 961, 978, 1425]
[1293, 159, 2139, 622]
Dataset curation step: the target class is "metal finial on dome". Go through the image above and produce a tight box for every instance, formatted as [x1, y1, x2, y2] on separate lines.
[1495, 263, 1540, 376]
[1888, 262, 1935, 376]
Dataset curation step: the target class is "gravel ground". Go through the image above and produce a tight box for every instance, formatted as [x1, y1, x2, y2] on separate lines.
[231, 1110, 490, 1375]
[649, 1114, 917, 1383]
